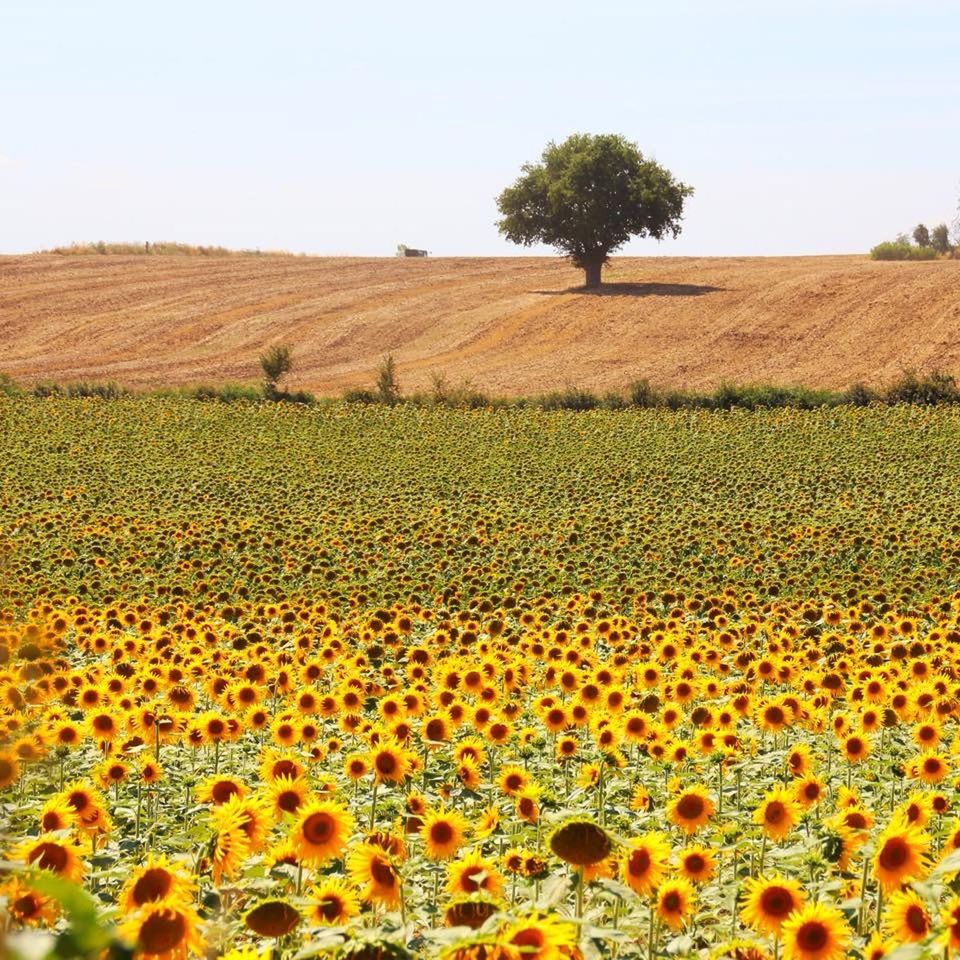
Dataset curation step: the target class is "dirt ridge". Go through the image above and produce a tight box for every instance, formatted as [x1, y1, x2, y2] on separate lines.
[1, 253, 958, 394]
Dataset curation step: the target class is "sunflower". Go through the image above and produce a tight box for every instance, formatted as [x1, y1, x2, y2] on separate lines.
[862, 932, 893, 960]
[344, 753, 371, 781]
[549, 817, 613, 867]
[291, 799, 356, 865]
[941, 896, 960, 954]
[446, 848, 505, 898]
[882, 888, 931, 943]
[913, 752, 949, 785]
[196, 774, 247, 807]
[39, 793, 78, 832]
[497, 765, 530, 796]
[656, 878, 695, 932]
[211, 804, 251, 885]
[793, 776, 825, 810]
[841, 734, 870, 763]
[267, 776, 310, 817]
[667, 786, 715, 835]
[370, 741, 413, 784]
[515, 789, 540, 825]
[0, 750, 20, 789]
[753, 785, 799, 841]
[347, 842, 402, 908]
[780, 903, 851, 960]
[2, 877, 59, 926]
[677, 845, 716, 885]
[872, 820, 931, 893]
[213, 794, 272, 854]
[499, 913, 579, 960]
[120, 899, 204, 960]
[620, 832, 670, 897]
[13, 834, 87, 883]
[422, 808, 469, 860]
[443, 896, 501, 931]
[244, 899, 301, 938]
[309, 876, 361, 926]
[120, 855, 195, 912]
[740, 875, 807, 936]
[259, 750, 305, 784]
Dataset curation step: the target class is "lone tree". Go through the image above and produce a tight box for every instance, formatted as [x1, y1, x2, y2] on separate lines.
[260, 344, 292, 397]
[913, 223, 931, 248]
[496, 133, 693, 288]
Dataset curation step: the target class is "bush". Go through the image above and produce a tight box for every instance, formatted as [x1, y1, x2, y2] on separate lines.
[843, 382, 877, 407]
[191, 383, 263, 403]
[376, 355, 402, 405]
[870, 241, 938, 261]
[884, 369, 959, 405]
[0, 374, 22, 398]
[344, 388, 380, 405]
[628, 378, 661, 408]
[537, 387, 601, 411]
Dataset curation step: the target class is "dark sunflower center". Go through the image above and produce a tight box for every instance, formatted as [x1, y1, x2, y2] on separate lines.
[430, 822, 454, 845]
[796, 921, 828, 951]
[879, 837, 909, 870]
[760, 887, 793, 916]
[906, 905, 927, 935]
[139, 911, 187, 954]
[29, 842, 68, 873]
[677, 795, 705, 820]
[302, 812, 335, 845]
[765, 801, 786, 824]
[132, 869, 173, 905]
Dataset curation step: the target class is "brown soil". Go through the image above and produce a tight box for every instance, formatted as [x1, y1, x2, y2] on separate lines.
[1, 253, 958, 395]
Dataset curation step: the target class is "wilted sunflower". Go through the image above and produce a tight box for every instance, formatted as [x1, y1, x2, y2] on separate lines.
[780, 903, 851, 960]
[244, 899, 301, 938]
[740, 875, 807, 937]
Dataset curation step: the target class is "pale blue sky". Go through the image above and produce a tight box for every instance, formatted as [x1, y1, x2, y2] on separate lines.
[2, 0, 958, 257]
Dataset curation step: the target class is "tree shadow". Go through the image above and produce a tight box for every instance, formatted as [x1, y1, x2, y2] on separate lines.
[534, 282, 726, 297]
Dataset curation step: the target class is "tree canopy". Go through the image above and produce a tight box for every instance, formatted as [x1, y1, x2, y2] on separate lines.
[496, 133, 693, 287]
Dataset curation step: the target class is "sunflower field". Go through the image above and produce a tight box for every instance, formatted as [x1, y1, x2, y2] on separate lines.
[4, 398, 960, 960]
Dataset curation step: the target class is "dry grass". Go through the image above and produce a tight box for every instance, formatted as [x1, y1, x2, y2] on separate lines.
[1, 253, 958, 395]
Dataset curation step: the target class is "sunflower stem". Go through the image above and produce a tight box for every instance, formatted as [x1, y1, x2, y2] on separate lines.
[369, 779, 379, 830]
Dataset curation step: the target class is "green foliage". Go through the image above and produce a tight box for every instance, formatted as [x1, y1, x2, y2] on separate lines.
[883, 369, 959, 405]
[869, 240, 938, 260]
[537, 386, 602, 411]
[191, 382, 264, 403]
[496, 133, 693, 286]
[931, 223, 952, 255]
[260, 344, 293, 396]
[376, 354, 402, 405]
[912, 223, 930, 247]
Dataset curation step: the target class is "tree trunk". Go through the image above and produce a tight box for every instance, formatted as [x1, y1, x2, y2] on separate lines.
[583, 260, 603, 288]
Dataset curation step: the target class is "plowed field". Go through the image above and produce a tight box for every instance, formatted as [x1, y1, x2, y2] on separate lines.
[1, 253, 958, 394]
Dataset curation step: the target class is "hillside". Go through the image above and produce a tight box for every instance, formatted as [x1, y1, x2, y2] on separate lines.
[1, 253, 958, 395]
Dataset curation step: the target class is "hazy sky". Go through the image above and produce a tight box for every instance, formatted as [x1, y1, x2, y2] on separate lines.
[2, 0, 958, 257]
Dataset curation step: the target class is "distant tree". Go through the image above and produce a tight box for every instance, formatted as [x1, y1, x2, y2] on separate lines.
[496, 133, 693, 288]
[912, 224, 931, 248]
[376, 354, 402, 405]
[260, 344, 292, 397]
[930, 223, 952, 255]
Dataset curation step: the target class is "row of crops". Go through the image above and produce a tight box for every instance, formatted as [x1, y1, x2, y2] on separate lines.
[3, 399, 960, 959]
